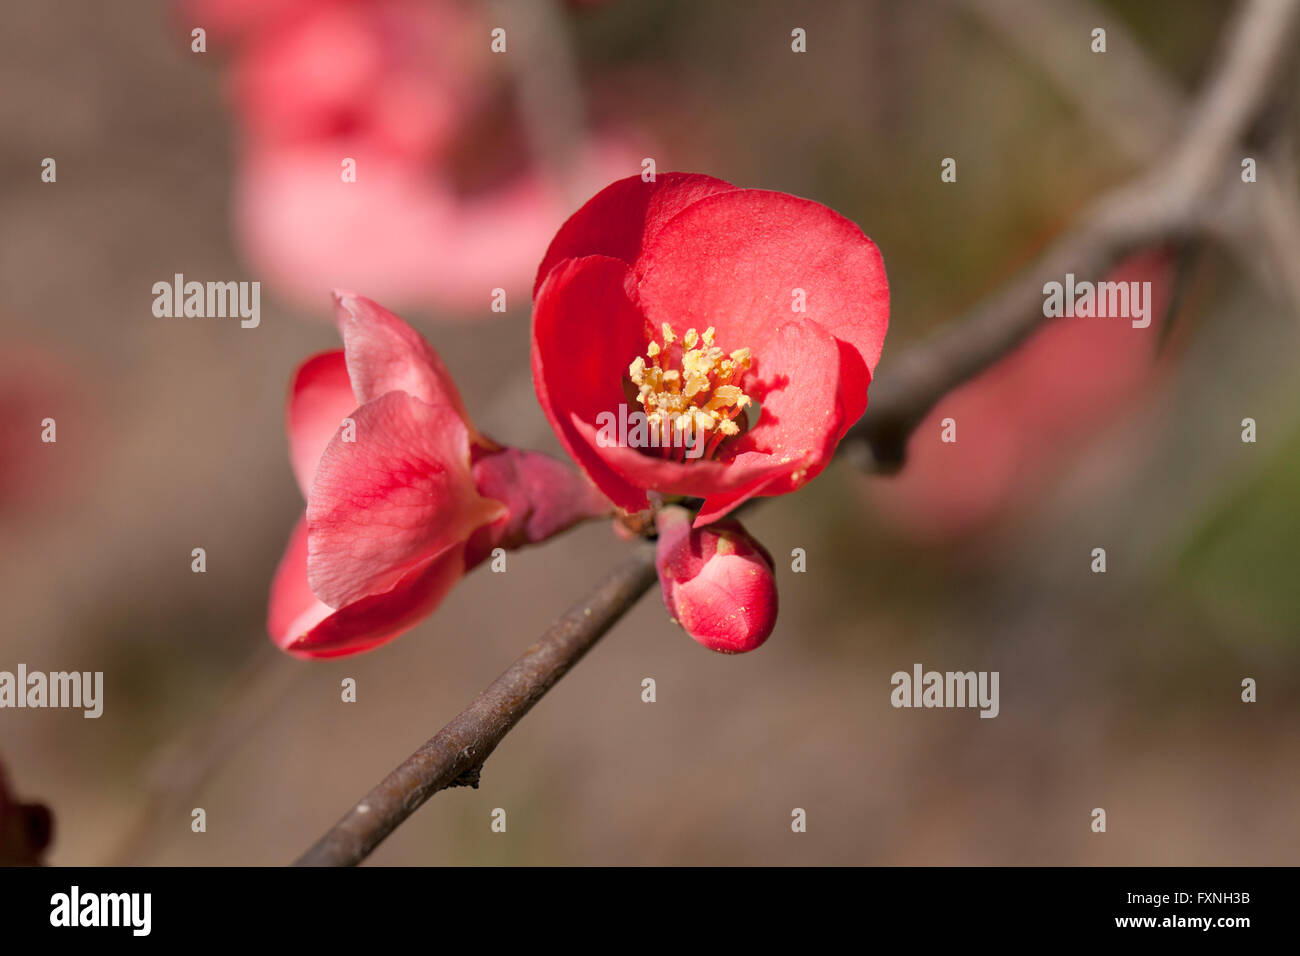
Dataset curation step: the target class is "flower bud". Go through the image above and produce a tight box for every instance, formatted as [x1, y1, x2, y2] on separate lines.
[654, 506, 778, 653]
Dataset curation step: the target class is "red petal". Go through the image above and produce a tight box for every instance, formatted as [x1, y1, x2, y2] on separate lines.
[531, 255, 652, 513]
[268, 515, 467, 659]
[332, 291, 474, 428]
[286, 350, 357, 498]
[636, 188, 888, 427]
[691, 476, 783, 528]
[534, 172, 735, 294]
[700, 318, 848, 518]
[569, 414, 792, 510]
[268, 516, 329, 644]
[306, 391, 504, 608]
[565, 320, 844, 525]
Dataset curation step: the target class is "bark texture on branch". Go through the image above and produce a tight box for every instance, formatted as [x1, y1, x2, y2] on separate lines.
[851, 0, 1300, 468]
[295, 544, 657, 867]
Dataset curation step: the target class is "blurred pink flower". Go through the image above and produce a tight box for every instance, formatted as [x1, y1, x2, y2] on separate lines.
[188, 0, 644, 314]
[238, 137, 636, 313]
[0, 343, 85, 521]
[866, 250, 1176, 541]
[225, 0, 484, 162]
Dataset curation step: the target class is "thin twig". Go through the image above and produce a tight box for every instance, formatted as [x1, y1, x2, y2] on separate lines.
[294, 544, 657, 866]
[957, 0, 1300, 316]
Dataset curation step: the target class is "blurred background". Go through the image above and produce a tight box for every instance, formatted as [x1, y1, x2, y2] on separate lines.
[1, 0, 1297, 865]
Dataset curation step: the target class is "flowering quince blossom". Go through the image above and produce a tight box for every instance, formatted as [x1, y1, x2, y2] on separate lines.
[654, 507, 778, 653]
[532, 172, 888, 652]
[269, 292, 608, 658]
[531, 172, 890, 528]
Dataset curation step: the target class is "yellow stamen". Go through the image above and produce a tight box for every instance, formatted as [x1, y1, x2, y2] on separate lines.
[627, 323, 754, 460]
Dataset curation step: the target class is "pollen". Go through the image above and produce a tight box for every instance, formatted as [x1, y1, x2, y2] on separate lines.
[627, 323, 754, 459]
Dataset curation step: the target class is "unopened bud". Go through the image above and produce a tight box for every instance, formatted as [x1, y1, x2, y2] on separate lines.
[654, 506, 778, 653]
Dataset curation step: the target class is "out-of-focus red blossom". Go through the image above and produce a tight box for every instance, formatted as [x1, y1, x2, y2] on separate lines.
[0, 760, 53, 866]
[222, 1, 484, 161]
[654, 506, 778, 654]
[180, 0, 317, 38]
[532, 172, 890, 527]
[269, 292, 608, 658]
[0, 343, 84, 520]
[237, 139, 636, 314]
[866, 251, 1176, 542]
[185, 0, 642, 313]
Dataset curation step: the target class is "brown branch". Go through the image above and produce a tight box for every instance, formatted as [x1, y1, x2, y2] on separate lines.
[294, 0, 1299, 866]
[956, 0, 1300, 316]
[294, 544, 657, 866]
[851, 0, 1300, 468]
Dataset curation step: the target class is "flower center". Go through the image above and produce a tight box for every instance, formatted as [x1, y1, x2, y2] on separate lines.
[628, 323, 753, 460]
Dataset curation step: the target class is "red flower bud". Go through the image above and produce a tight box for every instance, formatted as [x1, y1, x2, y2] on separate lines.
[654, 506, 778, 654]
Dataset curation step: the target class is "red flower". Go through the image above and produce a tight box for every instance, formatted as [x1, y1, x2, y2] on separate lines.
[532, 173, 889, 526]
[269, 292, 607, 658]
[654, 507, 778, 653]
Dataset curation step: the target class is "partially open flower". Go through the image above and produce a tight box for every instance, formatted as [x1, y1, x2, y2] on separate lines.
[532, 173, 889, 526]
[269, 292, 607, 658]
[654, 506, 778, 654]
